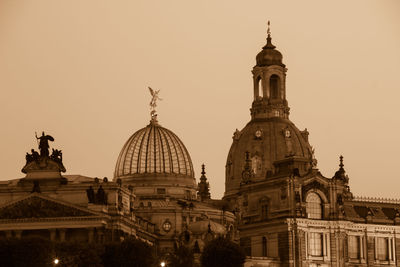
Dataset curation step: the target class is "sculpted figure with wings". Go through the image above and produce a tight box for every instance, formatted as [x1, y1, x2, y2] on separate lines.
[148, 87, 162, 118]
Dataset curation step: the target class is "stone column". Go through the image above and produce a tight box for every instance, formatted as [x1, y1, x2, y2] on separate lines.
[88, 228, 94, 243]
[97, 229, 104, 243]
[59, 229, 66, 242]
[49, 229, 57, 241]
[14, 230, 22, 239]
[5, 230, 12, 238]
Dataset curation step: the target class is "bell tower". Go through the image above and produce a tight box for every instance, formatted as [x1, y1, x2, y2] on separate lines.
[251, 22, 289, 120]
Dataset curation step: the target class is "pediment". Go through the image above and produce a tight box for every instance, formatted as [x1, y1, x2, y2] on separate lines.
[301, 177, 330, 202]
[0, 193, 102, 220]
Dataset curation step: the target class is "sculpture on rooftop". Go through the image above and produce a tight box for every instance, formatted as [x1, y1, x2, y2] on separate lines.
[148, 86, 162, 120]
[35, 131, 54, 157]
[22, 132, 66, 174]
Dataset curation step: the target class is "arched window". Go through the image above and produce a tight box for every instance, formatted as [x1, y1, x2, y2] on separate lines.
[270, 75, 280, 99]
[306, 192, 322, 219]
[255, 76, 263, 100]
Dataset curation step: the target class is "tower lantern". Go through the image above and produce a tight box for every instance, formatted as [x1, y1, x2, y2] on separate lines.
[251, 21, 289, 120]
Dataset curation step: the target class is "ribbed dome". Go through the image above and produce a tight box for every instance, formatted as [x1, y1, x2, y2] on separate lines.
[114, 121, 194, 179]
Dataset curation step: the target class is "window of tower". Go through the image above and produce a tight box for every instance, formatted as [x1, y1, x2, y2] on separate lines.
[270, 75, 280, 99]
[255, 76, 263, 99]
[306, 192, 323, 219]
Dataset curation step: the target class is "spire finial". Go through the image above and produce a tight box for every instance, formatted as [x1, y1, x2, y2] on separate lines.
[339, 155, 344, 169]
[198, 163, 210, 201]
[263, 21, 276, 49]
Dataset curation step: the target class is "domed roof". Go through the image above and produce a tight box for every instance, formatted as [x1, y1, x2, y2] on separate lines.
[188, 220, 226, 235]
[225, 117, 312, 194]
[114, 120, 194, 179]
[255, 35, 285, 67]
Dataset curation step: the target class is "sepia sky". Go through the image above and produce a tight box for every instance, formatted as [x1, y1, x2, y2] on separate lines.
[0, 0, 399, 199]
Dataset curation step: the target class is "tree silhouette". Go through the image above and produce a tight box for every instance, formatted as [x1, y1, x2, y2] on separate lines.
[168, 245, 194, 267]
[103, 238, 155, 267]
[200, 237, 245, 267]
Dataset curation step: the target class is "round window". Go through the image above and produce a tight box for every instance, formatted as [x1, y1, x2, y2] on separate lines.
[163, 220, 172, 232]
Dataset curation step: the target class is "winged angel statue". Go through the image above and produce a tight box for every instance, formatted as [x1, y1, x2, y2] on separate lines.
[148, 87, 162, 118]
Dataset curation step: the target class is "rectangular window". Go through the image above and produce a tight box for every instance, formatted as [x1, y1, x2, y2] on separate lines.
[309, 233, 323, 256]
[157, 188, 166, 194]
[348, 235, 361, 259]
[377, 237, 389, 261]
[267, 237, 278, 258]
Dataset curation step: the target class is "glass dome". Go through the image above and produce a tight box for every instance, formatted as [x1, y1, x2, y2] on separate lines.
[114, 120, 194, 179]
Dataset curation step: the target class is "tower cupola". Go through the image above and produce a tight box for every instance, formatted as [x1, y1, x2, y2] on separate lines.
[251, 22, 289, 120]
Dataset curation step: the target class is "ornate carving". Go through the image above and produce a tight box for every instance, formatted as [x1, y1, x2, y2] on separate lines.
[25, 149, 40, 164]
[251, 154, 262, 175]
[22, 156, 66, 174]
[310, 146, 318, 168]
[233, 129, 242, 140]
[0, 196, 92, 219]
[282, 126, 295, 157]
[50, 148, 62, 163]
[241, 152, 254, 185]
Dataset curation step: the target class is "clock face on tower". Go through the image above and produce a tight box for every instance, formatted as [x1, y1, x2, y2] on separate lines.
[255, 130, 262, 138]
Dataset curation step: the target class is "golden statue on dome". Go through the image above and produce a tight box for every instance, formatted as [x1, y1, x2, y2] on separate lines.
[148, 86, 162, 120]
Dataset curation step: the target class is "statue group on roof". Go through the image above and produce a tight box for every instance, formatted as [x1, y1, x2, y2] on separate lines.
[24, 131, 64, 166]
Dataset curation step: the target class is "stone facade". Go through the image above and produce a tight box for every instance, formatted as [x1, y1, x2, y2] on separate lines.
[225, 30, 400, 267]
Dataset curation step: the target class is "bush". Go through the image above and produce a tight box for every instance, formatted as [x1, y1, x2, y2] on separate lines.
[0, 236, 54, 267]
[103, 238, 155, 267]
[168, 245, 194, 267]
[55, 241, 103, 267]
